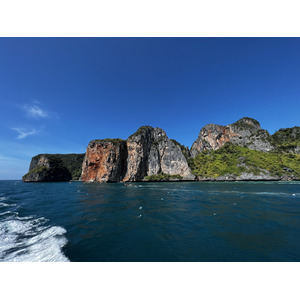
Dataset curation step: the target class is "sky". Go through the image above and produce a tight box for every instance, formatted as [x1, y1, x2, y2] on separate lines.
[1, 37, 300, 179]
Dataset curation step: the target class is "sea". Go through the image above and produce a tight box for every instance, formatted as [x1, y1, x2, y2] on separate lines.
[0, 180, 300, 262]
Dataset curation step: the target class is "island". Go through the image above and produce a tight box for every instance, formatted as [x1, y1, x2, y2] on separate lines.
[23, 117, 300, 182]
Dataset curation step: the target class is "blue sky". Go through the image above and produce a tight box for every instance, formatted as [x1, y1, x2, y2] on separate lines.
[1, 38, 300, 179]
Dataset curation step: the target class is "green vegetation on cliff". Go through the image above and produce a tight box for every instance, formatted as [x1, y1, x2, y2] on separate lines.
[231, 117, 260, 130]
[272, 127, 300, 153]
[92, 138, 125, 146]
[25, 165, 49, 176]
[23, 153, 85, 181]
[144, 173, 183, 181]
[46, 154, 85, 180]
[191, 143, 300, 178]
[60, 154, 85, 179]
[272, 126, 300, 142]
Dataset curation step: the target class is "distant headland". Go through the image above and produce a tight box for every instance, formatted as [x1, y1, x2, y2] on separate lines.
[22, 117, 300, 182]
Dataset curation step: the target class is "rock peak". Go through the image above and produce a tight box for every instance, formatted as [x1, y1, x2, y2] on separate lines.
[190, 117, 271, 157]
[230, 117, 261, 129]
[127, 125, 166, 141]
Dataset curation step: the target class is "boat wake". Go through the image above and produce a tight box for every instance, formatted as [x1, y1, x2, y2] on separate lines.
[0, 198, 69, 262]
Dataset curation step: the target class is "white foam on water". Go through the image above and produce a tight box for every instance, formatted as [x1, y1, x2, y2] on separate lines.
[0, 215, 69, 262]
[255, 192, 300, 198]
[0, 211, 15, 217]
[207, 190, 300, 198]
[0, 202, 13, 207]
[0, 197, 17, 208]
[255, 192, 283, 195]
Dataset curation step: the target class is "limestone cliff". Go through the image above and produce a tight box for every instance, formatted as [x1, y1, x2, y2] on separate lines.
[80, 126, 195, 182]
[80, 139, 127, 182]
[23, 154, 85, 182]
[190, 117, 273, 157]
[124, 126, 194, 181]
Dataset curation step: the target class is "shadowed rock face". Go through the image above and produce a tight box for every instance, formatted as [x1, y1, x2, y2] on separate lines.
[190, 117, 274, 157]
[124, 126, 194, 181]
[81, 139, 127, 182]
[123, 126, 154, 181]
[22, 155, 72, 182]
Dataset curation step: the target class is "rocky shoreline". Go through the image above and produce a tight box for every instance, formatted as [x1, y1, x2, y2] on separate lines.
[23, 117, 300, 183]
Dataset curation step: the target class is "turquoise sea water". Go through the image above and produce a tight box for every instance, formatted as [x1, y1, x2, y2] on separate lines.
[0, 180, 300, 262]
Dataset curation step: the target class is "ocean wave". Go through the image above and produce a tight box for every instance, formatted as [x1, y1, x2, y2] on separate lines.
[0, 214, 69, 262]
[206, 190, 299, 198]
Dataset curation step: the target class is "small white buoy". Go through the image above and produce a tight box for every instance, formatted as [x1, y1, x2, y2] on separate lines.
[138, 214, 142, 218]
[139, 206, 143, 210]
[213, 213, 216, 216]
[161, 198, 164, 200]
[292, 194, 296, 196]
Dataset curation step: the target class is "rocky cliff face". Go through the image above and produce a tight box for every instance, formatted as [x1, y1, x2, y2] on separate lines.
[190, 117, 273, 157]
[22, 154, 85, 182]
[80, 139, 127, 182]
[80, 126, 195, 182]
[123, 126, 194, 181]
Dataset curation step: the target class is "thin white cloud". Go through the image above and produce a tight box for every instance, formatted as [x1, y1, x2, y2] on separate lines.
[0, 155, 9, 160]
[11, 128, 37, 139]
[24, 104, 48, 118]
